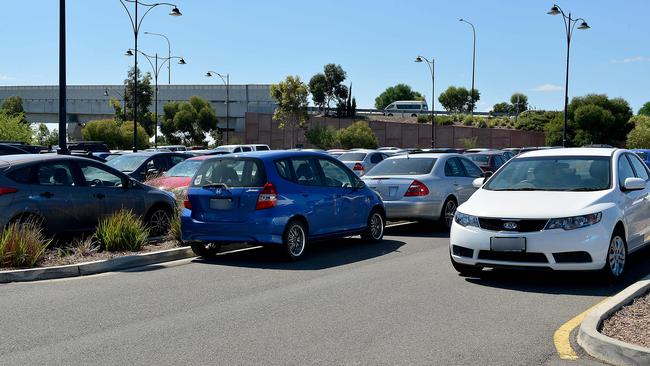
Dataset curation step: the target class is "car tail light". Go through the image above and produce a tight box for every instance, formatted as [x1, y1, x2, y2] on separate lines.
[353, 163, 364, 172]
[0, 187, 18, 196]
[256, 183, 278, 210]
[404, 180, 429, 197]
[183, 199, 192, 209]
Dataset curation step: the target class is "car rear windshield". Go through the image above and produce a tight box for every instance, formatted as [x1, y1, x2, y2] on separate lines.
[106, 155, 148, 172]
[366, 158, 436, 176]
[338, 152, 367, 161]
[191, 158, 265, 188]
[467, 155, 490, 164]
[484, 156, 611, 191]
[164, 160, 204, 177]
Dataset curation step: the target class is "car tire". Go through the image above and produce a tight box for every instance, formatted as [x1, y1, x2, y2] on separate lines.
[438, 197, 457, 230]
[450, 253, 482, 277]
[191, 242, 221, 258]
[387, 113, 393, 117]
[411, 113, 417, 118]
[283, 220, 307, 260]
[361, 210, 385, 243]
[145, 205, 173, 237]
[602, 230, 627, 281]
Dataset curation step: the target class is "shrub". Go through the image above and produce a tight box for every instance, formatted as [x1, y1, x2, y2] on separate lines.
[305, 124, 338, 149]
[82, 119, 149, 150]
[95, 209, 148, 252]
[0, 111, 33, 143]
[474, 120, 488, 128]
[166, 200, 184, 246]
[627, 124, 650, 148]
[462, 115, 474, 126]
[459, 136, 478, 149]
[336, 121, 378, 149]
[417, 115, 453, 125]
[0, 221, 50, 268]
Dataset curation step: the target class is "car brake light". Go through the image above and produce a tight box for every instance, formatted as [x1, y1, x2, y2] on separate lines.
[404, 180, 429, 197]
[183, 199, 192, 209]
[0, 187, 18, 196]
[353, 163, 364, 171]
[256, 183, 278, 210]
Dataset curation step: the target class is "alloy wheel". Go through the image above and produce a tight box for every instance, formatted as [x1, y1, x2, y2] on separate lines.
[369, 212, 384, 240]
[287, 224, 305, 257]
[608, 235, 626, 277]
[444, 200, 457, 228]
[148, 209, 170, 236]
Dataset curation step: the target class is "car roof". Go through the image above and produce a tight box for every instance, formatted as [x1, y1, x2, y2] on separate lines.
[187, 154, 217, 161]
[116, 151, 187, 157]
[518, 147, 616, 158]
[386, 153, 461, 159]
[0, 153, 94, 169]
[203, 150, 331, 160]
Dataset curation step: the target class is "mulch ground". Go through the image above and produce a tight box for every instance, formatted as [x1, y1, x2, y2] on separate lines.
[601, 291, 650, 349]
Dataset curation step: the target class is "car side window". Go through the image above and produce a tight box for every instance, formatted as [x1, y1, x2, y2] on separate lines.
[370, 154, 382, 164]
[275, 159, 293, 181]
[233, 147, 241, 153]
[317, 159, 353, 188]
[493, 156, 504, 168]
[444, 158, 464, 177]
[459, 158, 483, 178]
[627, 154, 650, 181]
[36, 162, 75, 186]
[618, 155, 636, 188]
[147, 157, 168, 172]
[170, 155, 186, 166]
[78, 163, 124, 188]
[290, 158, 323, 186]
[7, 166, 35, 184]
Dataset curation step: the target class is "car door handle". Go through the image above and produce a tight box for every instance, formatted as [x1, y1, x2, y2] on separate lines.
[93, 193, 105, 199]
[39, 192, 54, 198]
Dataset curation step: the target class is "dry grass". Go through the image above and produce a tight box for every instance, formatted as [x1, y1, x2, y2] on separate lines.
[0, 221, 51, 268]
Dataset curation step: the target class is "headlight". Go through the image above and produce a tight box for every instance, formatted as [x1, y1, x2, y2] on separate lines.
[454, 211, 480, 228]
[545, 212, 602, 231]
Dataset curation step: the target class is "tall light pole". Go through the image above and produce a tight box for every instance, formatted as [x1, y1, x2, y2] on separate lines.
[58, 0, 68, 154]
[126, 49, 186, 148]
[206, 71, 230, 145]
[459, 18, 476, 116]
[144, 31, 171, 84]
[415, 56, 435, 148]
[118, 0, 181, 152]
[547, 4, 590, 147]
[104, 86, 127, 112]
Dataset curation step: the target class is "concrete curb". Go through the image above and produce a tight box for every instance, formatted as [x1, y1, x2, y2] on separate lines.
[577, 275, 650, 366]
[0, 247, 195, 284]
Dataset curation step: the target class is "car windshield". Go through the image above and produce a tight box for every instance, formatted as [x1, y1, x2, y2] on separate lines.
[338, 152, 367, 161]
[366, 158, 436, 176]
[484, 156, 611, 191]
[467, 155, 490, 164]
[164, 160, 204, 177]
[106, 155, 148, 172]
[192, 158, 265, 188]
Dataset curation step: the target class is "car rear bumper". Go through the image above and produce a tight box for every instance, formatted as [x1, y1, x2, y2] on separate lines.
[384, 200, 442, 220]
[449, 221, 609, 271]
[181, 210, 285, 245]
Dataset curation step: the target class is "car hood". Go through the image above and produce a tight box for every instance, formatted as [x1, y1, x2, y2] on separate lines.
[145, 176, 191, 191]
[458, 189, 612, 219]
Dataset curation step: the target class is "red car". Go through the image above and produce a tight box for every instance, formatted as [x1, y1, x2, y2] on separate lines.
[145, 155, 214, 193]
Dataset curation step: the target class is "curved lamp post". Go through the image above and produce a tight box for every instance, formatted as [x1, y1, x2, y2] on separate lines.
[547, 4, 590, 147]
[103, 86, 127, 112]
[415, 56, 435, 148]
[118, 0, 181, 152]
[459, 18, 476, 116]
[126, 49, 186, 148]
[144, 31, 172, 84]
[206, 71, 230, 144]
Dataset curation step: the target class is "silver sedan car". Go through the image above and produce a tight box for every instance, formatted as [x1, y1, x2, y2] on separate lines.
[337, 150, 389, 176]
[362, 153, 484, 229]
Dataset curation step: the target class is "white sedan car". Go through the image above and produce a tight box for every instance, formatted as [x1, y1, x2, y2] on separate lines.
[450, 148, 650, 280]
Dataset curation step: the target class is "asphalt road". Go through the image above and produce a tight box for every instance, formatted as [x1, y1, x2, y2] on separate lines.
[1, 222, 649, 365]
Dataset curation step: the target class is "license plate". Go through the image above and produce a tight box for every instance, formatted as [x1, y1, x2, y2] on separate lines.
[210, 198, 232, 210]
[490, 237, 526, 252]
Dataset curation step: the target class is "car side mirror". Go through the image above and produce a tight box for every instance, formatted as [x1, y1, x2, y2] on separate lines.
[355, 180, 366, 190]
[472, 177, 485, 189]
[623, 177, 645, 191]
[483, 171, 493, 179]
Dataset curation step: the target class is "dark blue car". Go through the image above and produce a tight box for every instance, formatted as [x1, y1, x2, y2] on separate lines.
[630, 149, 650, 167]
[181, 151, 385, 260]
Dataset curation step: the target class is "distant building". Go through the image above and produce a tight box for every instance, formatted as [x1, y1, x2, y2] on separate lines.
[0, 84, 276, 139]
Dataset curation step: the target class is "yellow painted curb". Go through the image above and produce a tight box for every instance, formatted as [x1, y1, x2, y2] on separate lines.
[554, 298, 609, 360]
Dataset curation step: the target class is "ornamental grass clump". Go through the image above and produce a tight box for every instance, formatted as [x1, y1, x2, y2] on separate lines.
[95, 209, 148, 252]
[0, 221, 50, 268]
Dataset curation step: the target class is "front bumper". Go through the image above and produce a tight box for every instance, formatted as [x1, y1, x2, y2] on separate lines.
[383, 200, 442, 220]
[449, 221, 610, 271]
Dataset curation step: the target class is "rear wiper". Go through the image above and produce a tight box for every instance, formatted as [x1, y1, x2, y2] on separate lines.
[201, 183, 229, 189]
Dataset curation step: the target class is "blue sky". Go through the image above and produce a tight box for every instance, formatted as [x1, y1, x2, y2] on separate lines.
[1, 0, 648, 112]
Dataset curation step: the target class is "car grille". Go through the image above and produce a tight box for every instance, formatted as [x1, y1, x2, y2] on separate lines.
[478, 250, 549, 263]
[478, 218, 548, 233]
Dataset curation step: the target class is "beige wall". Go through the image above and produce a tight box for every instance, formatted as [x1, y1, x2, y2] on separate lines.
[245, 113, 546, 149]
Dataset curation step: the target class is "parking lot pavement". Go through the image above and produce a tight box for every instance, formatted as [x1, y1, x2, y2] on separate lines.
[0, 222, 649, 365]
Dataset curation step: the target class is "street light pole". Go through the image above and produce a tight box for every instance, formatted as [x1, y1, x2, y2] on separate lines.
[126, 49, 186, 148]
[459, 19, 476, 116]
[144, 31, 172, 84]
[415, 56, 435, 148]
[547, 4, 590, 147]
[206, 71, 230, 144]
[58, 0, 68, 154]
[118, 0, 181, 152]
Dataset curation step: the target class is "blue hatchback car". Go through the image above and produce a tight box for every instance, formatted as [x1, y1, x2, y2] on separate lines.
[630, 149, 650, 167]
[181, 151, 385, 259]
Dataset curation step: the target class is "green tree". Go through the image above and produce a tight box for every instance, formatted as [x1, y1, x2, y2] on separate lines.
[34, 123, 59, 146]
[309, 64, 348, 114]
[336, 121, 378, 149]
[81, 119, 149, 149]
[638, 102, 650, 116]
[119, 122, 150, 150]
[1, 96, 28, 124]
[123, 66, 155, 135]
[510, 93, 528, 114]
[543, 114, 569, 146]
[305, 124, 337, 149]
[626, 116, 650, 148]
[308, 73, 327, 112]
[514, 110, 559, 131]
[492, 102, 511, 114]
[568, 94, 633, 143]
[160, 96, 219, 146]
[438, 86, 480, 113]
[0, 111, 32, 142]
[572, 104, 615, 146]
[270, 75, 309, 148]
[374, 84, 424, 110]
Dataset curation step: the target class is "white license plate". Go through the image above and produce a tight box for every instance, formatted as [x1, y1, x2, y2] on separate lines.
[210, 198, 232, 210]
[490, 237, 526, 252]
